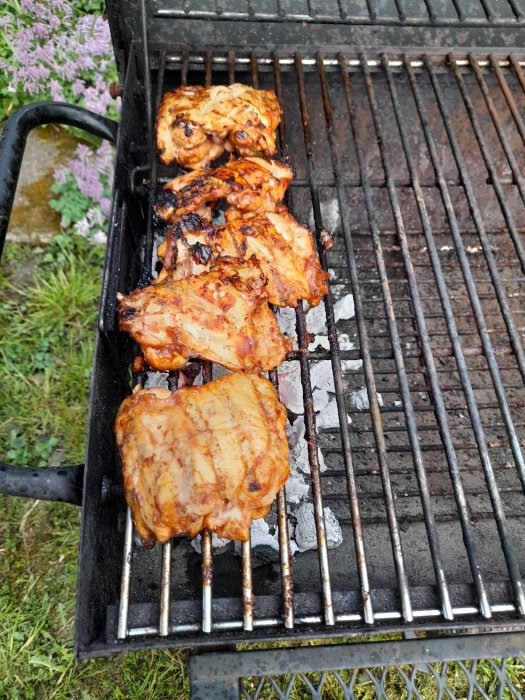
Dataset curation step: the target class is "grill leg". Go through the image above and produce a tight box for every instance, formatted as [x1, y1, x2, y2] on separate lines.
[190, 645, 239, 700]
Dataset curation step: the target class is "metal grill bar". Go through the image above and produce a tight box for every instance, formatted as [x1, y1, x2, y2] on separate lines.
[428, 58, 525, 476]
[116, 508, 133, 639]
[510, 54, 525, 96]
[448, 56, 525, 277]
[469, 55, 525, 210]
[274, 53, 335, 627]
[125, 603, 521, 638]
[250, 53, 295, 632]
[294, 55, 374, 625]
[490, 56, 525, 148]
[356, 52, 454, 619]
[405, 55, 525, 616]
[427, 58, 525, 413]
[329, 55, 414, 623]
[379, 55, 493, 618]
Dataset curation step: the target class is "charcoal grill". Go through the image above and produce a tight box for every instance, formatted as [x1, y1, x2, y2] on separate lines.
[2, 0, 525, 696]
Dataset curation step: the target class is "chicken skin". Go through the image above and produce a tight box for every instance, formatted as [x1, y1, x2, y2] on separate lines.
[115, 373, 289, 545]
[157, 210, 329, 308]
[117, 257, 291, 372]
[156, 84, 281, 169]
[156, 157, 293, 222]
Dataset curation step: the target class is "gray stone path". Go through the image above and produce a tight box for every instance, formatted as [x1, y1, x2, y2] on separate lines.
[7, 126, 77, 244]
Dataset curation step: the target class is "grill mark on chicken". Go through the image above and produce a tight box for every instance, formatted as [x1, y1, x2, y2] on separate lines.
[117, 257, 291, 372]
[156, 84, 281, 169]
[115, 373, 289, 544]
[157, 210, 329, 308]
[156, 157, 293, 222]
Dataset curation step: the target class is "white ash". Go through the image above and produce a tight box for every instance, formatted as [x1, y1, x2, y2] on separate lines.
[306, 293, 355, 335]
[286, 415, 305, 448]
[313, 388, 329, 413]
[316, 398, 351, 430]
[278, 361, 303, 414]
[308, 335, 331, 351]
[342, 358, 363, 372]
[308, 333, 362, 371]
[294, 503, 343, 552]
[334, 294, 355, 322]
[339, 333, 363, 372]
[234, 518, 298, 556]
[328, 268, 337, 280]
[310, 361, 335, 393]
[338, 333, 353, 351]
[287, 416, 327, 473]
[319, 199, 341, 237]
[144, 372, 169, 389]
[349, 387, 384, 411]
[330, 283, 348, 299]
[191, 532, 231, 554]
[286, 469, 310, 504]
[306, 303, 328, 335]
[276, 306, 298, 348]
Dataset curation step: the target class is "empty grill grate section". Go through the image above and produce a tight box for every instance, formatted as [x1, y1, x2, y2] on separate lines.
[113, 51, 525, 647]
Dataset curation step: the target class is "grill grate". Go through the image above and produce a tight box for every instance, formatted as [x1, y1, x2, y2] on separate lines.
[114, 50, 525, 646]
[153, 0, 525, 27]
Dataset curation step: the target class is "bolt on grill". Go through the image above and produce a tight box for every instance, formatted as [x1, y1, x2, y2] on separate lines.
[112, 48, 525, 646]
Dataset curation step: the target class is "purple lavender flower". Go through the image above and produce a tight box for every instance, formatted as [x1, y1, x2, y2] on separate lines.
[6, 0, 118, 246]
[49, 79, 64, 102]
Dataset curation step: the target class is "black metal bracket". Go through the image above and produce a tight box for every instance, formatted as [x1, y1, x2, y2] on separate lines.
[189, 631, 525, 699]
[0, 102, 118, 502]
[0, 101, 118, 258]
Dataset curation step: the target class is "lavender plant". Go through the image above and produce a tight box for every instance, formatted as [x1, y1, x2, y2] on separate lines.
[51, 141, 114, 245]
[0, 0, 117, 121]
[1, 0, 118, 244]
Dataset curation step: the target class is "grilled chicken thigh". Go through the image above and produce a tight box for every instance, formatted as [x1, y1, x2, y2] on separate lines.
[117, 257, 291, 372]
[115, 373, 289, 544]
[156, 84, 281, 169]
[157, 210, 329, 308]
[156, 157, 293, 222]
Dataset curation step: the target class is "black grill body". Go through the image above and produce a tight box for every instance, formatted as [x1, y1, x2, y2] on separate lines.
[1, 0, 525, 687]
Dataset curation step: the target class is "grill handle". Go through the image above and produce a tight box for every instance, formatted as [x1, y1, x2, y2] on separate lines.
[0, 463, 84, 506]
[0, 103, 117, 503]
[0, 101, 118, 257]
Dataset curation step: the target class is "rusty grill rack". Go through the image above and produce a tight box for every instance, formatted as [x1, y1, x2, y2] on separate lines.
[113, 49, 525, 649]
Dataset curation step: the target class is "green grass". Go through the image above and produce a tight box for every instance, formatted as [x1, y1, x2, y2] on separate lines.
[1, 232, 524, 699]
[0, 233, 189, 699]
